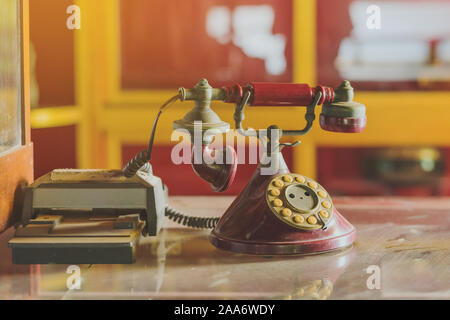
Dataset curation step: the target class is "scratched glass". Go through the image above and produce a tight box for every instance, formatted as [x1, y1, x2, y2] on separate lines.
[0, 0, 21, 155]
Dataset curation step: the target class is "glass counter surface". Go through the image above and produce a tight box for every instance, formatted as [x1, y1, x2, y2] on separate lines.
[0, 196, 448, 300]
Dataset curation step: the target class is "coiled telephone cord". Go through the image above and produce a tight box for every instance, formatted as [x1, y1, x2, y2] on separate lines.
[165, 206, 220, 229]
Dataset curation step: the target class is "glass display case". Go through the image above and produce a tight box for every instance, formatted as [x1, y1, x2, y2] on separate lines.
[0, 0, 33, 233]
[0, 0, 22, 154]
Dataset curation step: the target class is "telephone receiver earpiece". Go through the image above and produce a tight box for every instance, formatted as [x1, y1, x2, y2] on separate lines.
[319, 81, 367, 133]
[191, 144, 237, 192]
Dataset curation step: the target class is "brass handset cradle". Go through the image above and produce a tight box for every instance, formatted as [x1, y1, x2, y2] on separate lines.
[233, 89, 323, 158]
[233, 89, 323, 139]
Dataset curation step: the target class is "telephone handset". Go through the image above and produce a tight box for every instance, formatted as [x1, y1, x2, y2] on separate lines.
[124, 78, 367, 255]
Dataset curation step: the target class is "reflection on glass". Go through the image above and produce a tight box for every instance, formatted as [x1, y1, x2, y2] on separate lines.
[0, 0, 21, 154]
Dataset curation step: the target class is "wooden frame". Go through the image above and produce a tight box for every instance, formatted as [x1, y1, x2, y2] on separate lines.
[0, 0, 33, 232]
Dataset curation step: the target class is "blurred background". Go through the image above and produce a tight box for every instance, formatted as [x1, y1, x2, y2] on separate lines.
[28, 0, 450, 196]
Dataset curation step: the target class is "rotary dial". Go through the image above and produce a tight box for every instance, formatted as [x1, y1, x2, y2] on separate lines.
[266, 174, 333, 230]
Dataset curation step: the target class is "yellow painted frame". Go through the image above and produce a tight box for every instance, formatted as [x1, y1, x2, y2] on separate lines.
[28, 0, 88, 169]
[42, 0, 450, 178]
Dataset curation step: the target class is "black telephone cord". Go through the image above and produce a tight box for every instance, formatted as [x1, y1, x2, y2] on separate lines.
[165, 206, 220, 229]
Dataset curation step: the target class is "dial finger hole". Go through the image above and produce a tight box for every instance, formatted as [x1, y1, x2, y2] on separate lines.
[319, 210, 329, 219]
[307, 216, 318, 225]
[273, 199, 283, 207]
[273, 179, 284, 188]
[308, 181, 318, 189]
[293, 215, 305, 223]
[318, 190, 327, 198]
[322, 201, 331, 209]
[281, 208, 292, 217]
[270, 189, 281, 196]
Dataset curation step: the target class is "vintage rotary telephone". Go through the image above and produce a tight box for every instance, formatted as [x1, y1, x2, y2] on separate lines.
[9, 78, 365, 264]
[124, 78, 366, 256]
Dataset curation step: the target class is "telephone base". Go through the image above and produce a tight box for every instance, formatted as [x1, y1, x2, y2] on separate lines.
[8, 169, 167, 264]
[210, 167, 357, 255]
[210, 207, 355, 255]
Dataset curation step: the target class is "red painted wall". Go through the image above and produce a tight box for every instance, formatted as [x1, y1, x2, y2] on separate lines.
[120, 0, 293, 89]
[31, 126, 77, 179]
